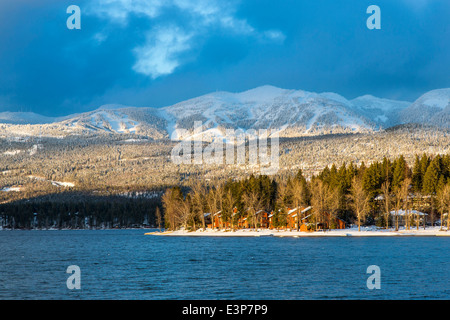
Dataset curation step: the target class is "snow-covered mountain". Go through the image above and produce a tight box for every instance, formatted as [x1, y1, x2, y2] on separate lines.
[52, 106, 169, 139]
[399, 88, 450, 128]
[161, 86, 377, 140]
[350, 95, 410, 128]
[1, 86, 448, 140]
[0, 111, 58, 125]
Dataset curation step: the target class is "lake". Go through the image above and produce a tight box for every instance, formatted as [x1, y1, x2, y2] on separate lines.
[0, 229, 449, 300]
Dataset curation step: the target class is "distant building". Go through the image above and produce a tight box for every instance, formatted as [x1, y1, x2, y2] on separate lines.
[390, 210, 427, 227]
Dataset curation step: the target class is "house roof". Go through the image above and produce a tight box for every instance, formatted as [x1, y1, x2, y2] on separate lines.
[288, 206, 312, 216]
[302, 206, 312, 213]
[389, 210, 427, 216]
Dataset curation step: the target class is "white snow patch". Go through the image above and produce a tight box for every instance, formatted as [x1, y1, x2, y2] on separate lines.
[90, 111, 139, 133]
[3, 150, 22, 156]
[1, 187, 21, 192]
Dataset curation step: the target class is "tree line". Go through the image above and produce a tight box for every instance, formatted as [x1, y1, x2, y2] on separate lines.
[2, 153, 450, 231]
[162, 153, 450, 231]
[0, 192, 162, 229]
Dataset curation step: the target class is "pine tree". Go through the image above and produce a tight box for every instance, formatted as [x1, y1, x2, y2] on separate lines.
[412, 155, 422, 192]
[392, 155, 407, 190]
[381, 156, 392, 184]
[363, 162, 382, 201]
[422, 156, 442, 195]
[348, 176, 369, 231]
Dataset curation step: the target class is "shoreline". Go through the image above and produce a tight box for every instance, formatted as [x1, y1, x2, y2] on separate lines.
[147, 226, 450, 237]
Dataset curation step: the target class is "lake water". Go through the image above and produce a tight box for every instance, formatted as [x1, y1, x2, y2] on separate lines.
[0, 229, 449, 300]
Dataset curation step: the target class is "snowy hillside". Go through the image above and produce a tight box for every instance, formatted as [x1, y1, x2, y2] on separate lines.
[57, 107, 169, 138]
[350, 95, 410, 128]
[1, 86, 448, 140]
[400, 88, 450, 127]
[162, 85, 376, 140]
[0, 112, 58, 125]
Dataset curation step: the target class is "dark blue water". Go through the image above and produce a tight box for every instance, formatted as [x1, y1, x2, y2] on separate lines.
[0, 230, 448, 300]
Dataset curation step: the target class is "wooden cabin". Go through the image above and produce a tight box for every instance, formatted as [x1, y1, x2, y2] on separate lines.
[241, 217, 249, 228]
[287, 206, 313, 230]
[300, 211, 346, 230]
[232, 207, 244, 229]
[268, 211, 275, 229]
[237, 208, 269, 229]
[208, 208, 244, 230]
[300, 223, 310, 232]
[207, 206, 346, 231]
[255, 210, 269, 229]
[390, 209, 427, 227]
[235, 216, 245, 229]
[204, 212, 213, 229]
[207, 210, 229, 229]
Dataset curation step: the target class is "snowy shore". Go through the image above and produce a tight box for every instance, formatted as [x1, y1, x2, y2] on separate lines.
[147, 226, 450, 237]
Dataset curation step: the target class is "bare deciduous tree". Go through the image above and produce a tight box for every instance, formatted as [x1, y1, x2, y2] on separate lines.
[393, 185, 403, 231]
[437, 184, 450, 231]
[327, 188, 340, 231]
[190, 181, 206, 230]
[349, 176, 369, 232]
[242, 190, 262, 230]
[290, 178, 306, 231]
[155, 206, 162, 231]
[400, 177, 412, 230]
[311, 179, 329, 231]
[381, 180, 391, 230]
[161, 188, 179, 231]
[275, 178, 289, 229]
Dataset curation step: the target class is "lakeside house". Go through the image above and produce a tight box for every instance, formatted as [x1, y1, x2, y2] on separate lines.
[256, 210, 269, 229]
[286, 206, 312, 230]
[390, 209, 427, 227]
[291, 207, 346, 231]
[268, 211, 276, 229]
[205, 206, 346, 231]
[308, 211, 346, 230]
[204, 211, 223, 229]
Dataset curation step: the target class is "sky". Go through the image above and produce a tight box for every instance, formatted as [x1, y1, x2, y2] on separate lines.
[0, 0, 449, 116]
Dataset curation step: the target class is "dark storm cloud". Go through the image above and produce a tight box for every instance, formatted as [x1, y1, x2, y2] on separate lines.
[0, 0, 448, 116]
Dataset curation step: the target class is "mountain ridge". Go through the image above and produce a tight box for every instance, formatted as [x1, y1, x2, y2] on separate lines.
[0, 86, 448, 140]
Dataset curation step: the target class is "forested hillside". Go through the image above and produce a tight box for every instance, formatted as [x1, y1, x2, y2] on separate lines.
[1, 126, 450, 229]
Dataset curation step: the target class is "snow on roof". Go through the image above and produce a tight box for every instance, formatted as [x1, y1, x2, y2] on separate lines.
[390, 210, 427, 216]
[301, 214, 312, 220]
[288, 206, 312, 215]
